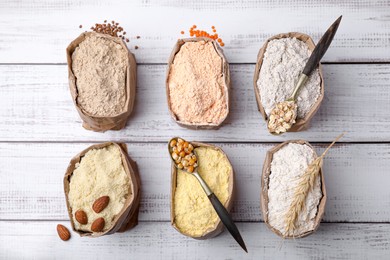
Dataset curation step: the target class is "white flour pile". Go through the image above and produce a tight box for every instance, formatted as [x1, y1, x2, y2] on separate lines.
[72, 33, 128, 117]
[257, 37, 321, 119]
[267, 143, 322, 236]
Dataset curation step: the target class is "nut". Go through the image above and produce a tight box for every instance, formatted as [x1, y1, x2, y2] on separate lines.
[91, 217, 105, 232]
[57, 224, 71, 241]
[92, 196, 110, 213]
[75, 210, 88, 225]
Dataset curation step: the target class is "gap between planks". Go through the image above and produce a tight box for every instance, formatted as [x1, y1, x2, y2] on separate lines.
[1, 219, 390, 224]
[1, 62, 390, 66]
[1, 141, 390, 144]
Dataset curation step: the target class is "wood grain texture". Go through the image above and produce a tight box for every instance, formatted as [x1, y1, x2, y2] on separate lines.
[1, 142, 389, 222]
[1, 1, 390, 258]
[1, 221, 389, 259]
[0, 0, 389, 63]
[1, 64, 389, 142]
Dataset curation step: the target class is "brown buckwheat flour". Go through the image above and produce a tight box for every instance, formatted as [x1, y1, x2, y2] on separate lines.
[72, 33, 128, 117]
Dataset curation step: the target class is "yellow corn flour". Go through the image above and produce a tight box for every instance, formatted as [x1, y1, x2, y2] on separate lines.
[174, 146, 231, 237]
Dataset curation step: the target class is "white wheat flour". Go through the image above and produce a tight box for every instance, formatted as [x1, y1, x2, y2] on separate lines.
[72, 33, 128, 117]
[267, 143, 322, 236]
[257, 37, 321, 119]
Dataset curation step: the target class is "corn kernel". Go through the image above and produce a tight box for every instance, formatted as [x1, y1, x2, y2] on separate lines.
[187, 166, 194, 173]
[178, 163, 184, 169]
[170, 139, 177, 147]
[182, 159, 188, 167]
[177, 145, 183, 152]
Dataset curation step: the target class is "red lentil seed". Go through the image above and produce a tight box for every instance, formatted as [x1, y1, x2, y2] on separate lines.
[181, 24, 224, 47]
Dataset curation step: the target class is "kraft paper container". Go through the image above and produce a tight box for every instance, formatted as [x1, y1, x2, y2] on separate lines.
[171, 142, 235, 239]
[253, 33, 325, 132]
[64, 142, 141, 237]
[66, 32, 137, 132]
[260, 139, 327, 238]
[166, 37, 230, 129]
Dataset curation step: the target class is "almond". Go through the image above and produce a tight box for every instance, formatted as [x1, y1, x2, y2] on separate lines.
[57, 224, 71, 241]
[75, 210, 88, 225]
[91, 217, 105, 232]
[92, 196, 110, 213]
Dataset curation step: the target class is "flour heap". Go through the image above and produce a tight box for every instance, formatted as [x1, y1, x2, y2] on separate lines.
[267, 143, 322, 236]
[174, 146, 231, 237]
[168, 41, 228, 125]
[257, 37, 321, 119]
[68, 144, 131, 232]
[72, 33, 128, 117]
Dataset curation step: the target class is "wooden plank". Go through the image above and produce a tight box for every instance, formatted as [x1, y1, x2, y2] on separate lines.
[1, 221, 389, 259]
[1, 64, 390, 142]
[1, 142, 389, 222]
[0, 0, 389, 63]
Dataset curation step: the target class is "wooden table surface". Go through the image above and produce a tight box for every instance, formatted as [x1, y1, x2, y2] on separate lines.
[1, 1, 390, 259]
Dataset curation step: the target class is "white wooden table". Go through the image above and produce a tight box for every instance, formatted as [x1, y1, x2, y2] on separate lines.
[1, 1, 390, 259]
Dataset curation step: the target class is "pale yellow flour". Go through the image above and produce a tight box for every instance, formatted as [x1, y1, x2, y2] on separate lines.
[174, 147, 231, 237]
[68, 144, 131, 232]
